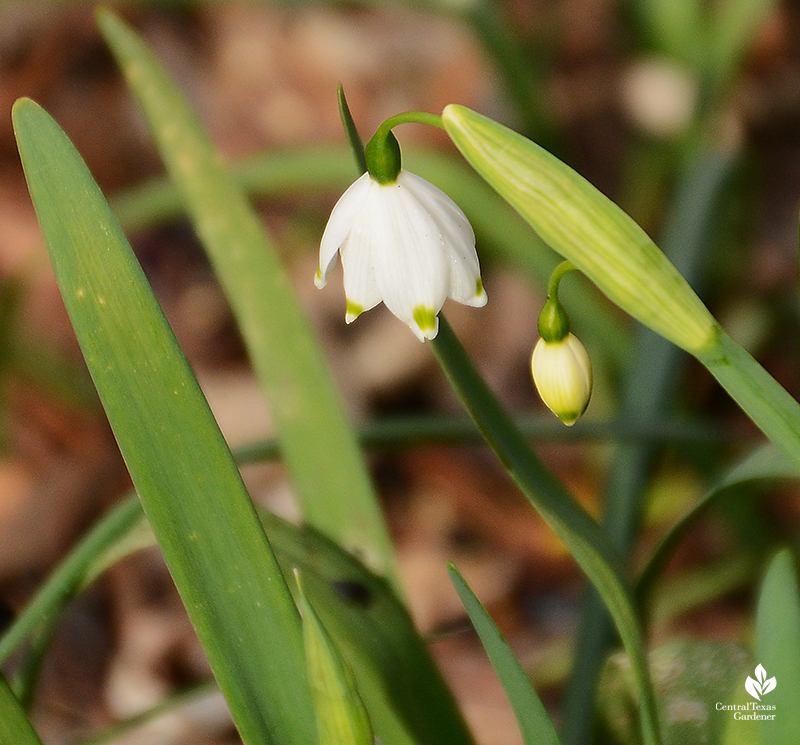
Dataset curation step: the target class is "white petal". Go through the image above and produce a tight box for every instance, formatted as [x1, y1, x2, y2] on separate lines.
[399, 171, 486, 306]
[340, 191, 382, 321]
[317, 172, 372, 287]
[369, 178, 449, 338]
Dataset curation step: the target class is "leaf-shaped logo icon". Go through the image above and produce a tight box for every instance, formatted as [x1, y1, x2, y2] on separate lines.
[745, 665, 776, 700]
[745, 676, 762, 700]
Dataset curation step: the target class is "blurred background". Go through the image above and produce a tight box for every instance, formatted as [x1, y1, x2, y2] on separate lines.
[1, 1, 800, 743]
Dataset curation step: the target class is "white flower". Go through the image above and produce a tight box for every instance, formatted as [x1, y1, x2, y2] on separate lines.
[316, 170, 487, 341]
[531, 333, 592, 425]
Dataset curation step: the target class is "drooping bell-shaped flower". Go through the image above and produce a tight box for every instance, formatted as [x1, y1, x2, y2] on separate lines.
[531, 294, 592, 425]
[315, 129, 486, 341]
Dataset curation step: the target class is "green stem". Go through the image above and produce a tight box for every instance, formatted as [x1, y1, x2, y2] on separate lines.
[376, 111, 444, 135]
[562, 149, 734, 745]
[547, 260, 577, 298]
[430, 316, 661, 745]
[699, 329, 800, 473]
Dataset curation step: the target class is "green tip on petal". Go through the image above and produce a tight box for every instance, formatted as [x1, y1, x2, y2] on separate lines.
[413, 305, 437, 336]
[475, 277, 484, 297]
[346, 299, 364, 322]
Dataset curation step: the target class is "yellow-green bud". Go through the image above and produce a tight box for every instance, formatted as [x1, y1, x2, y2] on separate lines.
[532, 333, 593, 425]
[442, 104, 718, 354]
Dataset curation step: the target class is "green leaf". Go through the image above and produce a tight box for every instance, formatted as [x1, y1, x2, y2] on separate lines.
[337, 84, 367, 175]
[1, 494, 475, 745]
[264, 511, 476, 745]
[97, 9, 398, 587]
[755, 549, 800, 745]
[12, 97, 315, 745]
[0, 673, 43, 745]
[696, 331, 800, 474]
[448, 564, 561, 745]
[295, 571, 373, 745]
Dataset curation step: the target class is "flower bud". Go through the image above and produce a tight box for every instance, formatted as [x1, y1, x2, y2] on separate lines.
[442, 104, 718, 354]
[532, 333, 593, 425]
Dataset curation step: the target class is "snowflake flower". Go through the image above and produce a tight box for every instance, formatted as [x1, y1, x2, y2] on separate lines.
[315, 170, 486, 341]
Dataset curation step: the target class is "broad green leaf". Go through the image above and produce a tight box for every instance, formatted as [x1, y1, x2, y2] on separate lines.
[442, 105, 800, 475]
[448, 564, 561, 745]
[431, 318, 660, 745]
[755, 549, 800, 745]
[12, 98, 315, 745]
[295, 571, 373, 745]
[0, 673, 43, 745]
[1, 493, 475, 745]
[97, 9, 398, 587]
[265, 511, 476, 745]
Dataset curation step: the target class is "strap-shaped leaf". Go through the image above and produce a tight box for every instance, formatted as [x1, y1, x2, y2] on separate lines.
[13, 98, 315, 745]
[97, 9, 398, 587]
[756, 549, 800, 744]
[0, 673, 43, 745]
[295, 571, 373, 745]
[448, 564, 561, 745]
[1, 492, 476, 745]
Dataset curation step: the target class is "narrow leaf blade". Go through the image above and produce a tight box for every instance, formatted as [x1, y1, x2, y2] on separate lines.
[13, 97, 315, 745]
[448, 564, 561, 745]
[97, 9, 398, 586]
[0, 673, 43, 745]
[295, 570, 374, 745]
